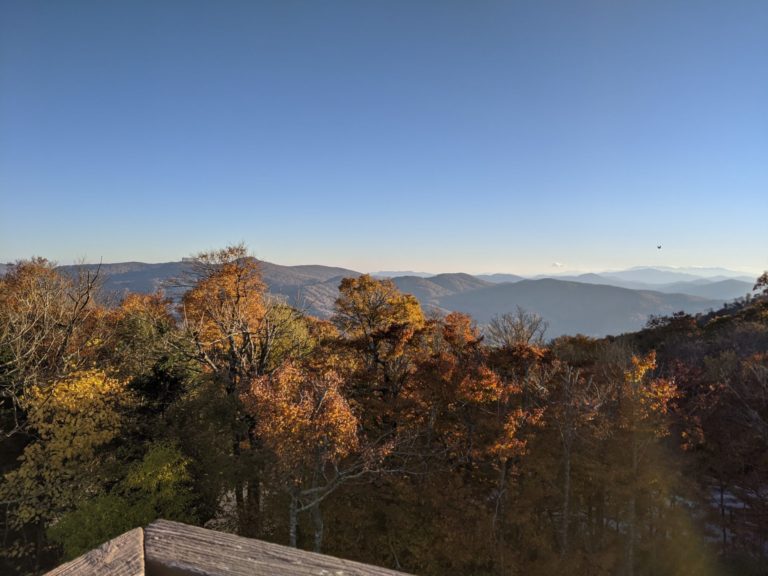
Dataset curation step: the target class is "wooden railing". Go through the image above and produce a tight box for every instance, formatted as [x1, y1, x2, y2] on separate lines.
[46, 519, 413, 576]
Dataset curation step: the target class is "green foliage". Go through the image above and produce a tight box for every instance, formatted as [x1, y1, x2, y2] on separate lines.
[48, 442, 196, 560]
[47, 494, 136, 560]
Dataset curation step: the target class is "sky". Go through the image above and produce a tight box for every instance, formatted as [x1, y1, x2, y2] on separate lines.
[1, 1, 767, 276]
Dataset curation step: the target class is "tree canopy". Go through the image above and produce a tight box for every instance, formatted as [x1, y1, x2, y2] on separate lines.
[2, 249, 767, 576]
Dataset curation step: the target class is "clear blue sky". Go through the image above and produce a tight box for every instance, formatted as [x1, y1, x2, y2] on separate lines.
[1, 1, 766, 275]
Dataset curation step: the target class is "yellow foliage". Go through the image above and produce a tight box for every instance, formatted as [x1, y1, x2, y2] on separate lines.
[334, 274, 425, 339]
[622, 352, 679, 432]
[1, 370, 131, 526]
[624, 351, 656, 384]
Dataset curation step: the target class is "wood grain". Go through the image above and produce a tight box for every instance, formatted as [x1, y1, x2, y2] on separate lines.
[144, 519, 413, 576]
[44, 527, 144, 576]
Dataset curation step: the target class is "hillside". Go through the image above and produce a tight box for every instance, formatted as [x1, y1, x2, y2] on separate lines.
[439, 279, 721, 337]
[544, 273, 754, 301]
[391, 273, 491, 315]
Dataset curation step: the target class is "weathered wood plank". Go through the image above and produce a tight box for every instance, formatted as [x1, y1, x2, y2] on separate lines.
[44, 527, 144, 576]
[144, 519, 413, 576]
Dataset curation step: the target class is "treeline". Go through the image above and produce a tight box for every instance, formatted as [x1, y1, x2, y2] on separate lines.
[1, 245, 766, 576]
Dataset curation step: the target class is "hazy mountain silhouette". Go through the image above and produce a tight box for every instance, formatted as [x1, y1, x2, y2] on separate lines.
[647, 279, 754, 300]
[4, 260, 751, 338]
[475, 273, 525, 283]
[541, 273, 754, 301]
[600, 267, 739, 284]
[438, 279, 721, 337]
[390, 274, 492, 315]
[373, 270, 433, 278]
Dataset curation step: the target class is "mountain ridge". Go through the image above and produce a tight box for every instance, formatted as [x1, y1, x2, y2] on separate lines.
[6, 259, 745, 338]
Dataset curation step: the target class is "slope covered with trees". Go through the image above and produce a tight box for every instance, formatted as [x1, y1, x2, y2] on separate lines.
[1, 246, 766, 576]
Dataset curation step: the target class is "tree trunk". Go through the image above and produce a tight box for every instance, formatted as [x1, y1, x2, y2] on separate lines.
[233, 433, 246, 532]
[719, 481, 727, 553]
[311, 502, 324, 553]
[289, 495, 298, 548]
[596, 487, 605, 544]
[494, 457, 509, 572]
[561, 440, 572, 556]
[626, 431, 638, 576]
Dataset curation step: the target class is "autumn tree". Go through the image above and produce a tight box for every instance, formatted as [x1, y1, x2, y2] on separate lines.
[0, 370, 132, 571]
[0, 259, 102, 436]
[173, 244, 313, 534]
[322, 312, 509, 574]
[412, 312, 503, 468]
[174, 245, 262, 531]
[333, 312, 541, 575]
[176, 244, 312, 386]
[177, 245, 267, 389]
[244, 360, 387, 551]
[595, 350, 682, 576]
[551, 366, 598, 556]
[333, 274, 425, 401]
[484, 324, 556, 572]
[104, 292, 177, 380]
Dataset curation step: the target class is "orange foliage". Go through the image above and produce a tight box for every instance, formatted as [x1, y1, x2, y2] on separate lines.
[181, 256, 265, 349]
[244, 363, 360, 483]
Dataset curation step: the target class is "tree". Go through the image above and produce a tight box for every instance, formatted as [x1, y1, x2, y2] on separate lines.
[174, 244, 313, 534]
[0, 370, 132, 570]
[47, 441, 196, 560]
[486, 306, 548, 348]
[177, 244, 312, 386]
[754, 271, 768, 295]
[104, 292, 177, 382]
[602, 351, 679, 576]
[484, 329, 554, 572]
[550, 365, 599, 556]
[333, 274, 425, 401]
[173, 245, 268, 533]
[0, 258, 102, 436]
[177, 244, 267, 392]
[244, 361, 385, 551]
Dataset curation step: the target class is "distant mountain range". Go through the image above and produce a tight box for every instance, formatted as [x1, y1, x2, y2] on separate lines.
[438, 279, 720, 337]
[476, 273, 526, 283]
[1, 261, 759, 338]
[536, 273, 755, 300]
[373, 270, 433, 278]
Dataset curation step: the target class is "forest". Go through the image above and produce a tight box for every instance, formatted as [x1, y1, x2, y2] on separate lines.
[1, 245, 767, 576]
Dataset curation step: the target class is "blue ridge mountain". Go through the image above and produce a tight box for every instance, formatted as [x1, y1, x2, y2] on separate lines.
[537, 274, 754, 301]
[438, 279, 721, 337]
[373, 270, 433, 278]
[3, 261, 754, 338]
[475, 273, 525, 283]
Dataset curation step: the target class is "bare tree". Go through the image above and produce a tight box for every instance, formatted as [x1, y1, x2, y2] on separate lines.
[486, 306, 548, 348]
